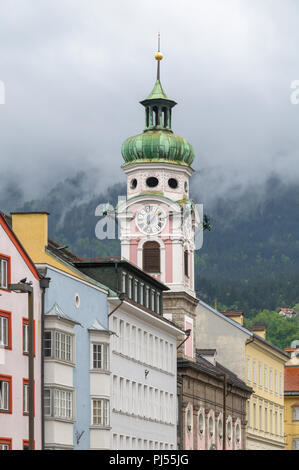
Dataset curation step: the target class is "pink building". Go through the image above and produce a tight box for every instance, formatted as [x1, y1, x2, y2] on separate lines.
[0, 213, 42, 450]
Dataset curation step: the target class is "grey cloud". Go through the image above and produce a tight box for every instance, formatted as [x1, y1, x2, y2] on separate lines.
[0, 0, 299, 207]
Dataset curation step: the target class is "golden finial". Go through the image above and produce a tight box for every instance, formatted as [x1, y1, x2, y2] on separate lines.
[155, 32, 163, 61]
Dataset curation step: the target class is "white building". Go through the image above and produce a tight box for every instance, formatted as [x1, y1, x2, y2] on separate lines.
[76, 259, 182, 450]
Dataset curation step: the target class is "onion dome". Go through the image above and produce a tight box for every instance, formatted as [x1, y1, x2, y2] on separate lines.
[121, 40, 195, 167]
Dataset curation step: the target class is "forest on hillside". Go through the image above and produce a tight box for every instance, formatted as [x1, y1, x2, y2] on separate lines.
[6, 171, 299, 350]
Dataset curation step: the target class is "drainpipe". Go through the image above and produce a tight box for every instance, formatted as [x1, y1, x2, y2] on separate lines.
[39, 276, 51, 450]
[108, 292, 126, 318]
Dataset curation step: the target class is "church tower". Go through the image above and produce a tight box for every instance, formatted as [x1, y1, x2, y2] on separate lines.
[119, 39, 200, 306]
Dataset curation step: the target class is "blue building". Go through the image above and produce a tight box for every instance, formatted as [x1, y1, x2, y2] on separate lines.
[42, 262, 112, 450]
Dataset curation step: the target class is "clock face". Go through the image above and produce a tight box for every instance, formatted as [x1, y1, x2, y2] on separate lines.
[135, 204, 167, 234]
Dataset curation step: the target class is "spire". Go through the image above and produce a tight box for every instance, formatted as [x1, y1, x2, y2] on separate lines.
[155, 32, 163, 81]
[140, 35, 176, 132]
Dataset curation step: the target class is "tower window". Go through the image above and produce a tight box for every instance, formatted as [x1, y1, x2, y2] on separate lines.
[143, 241, 160, 273]
[146, 177, 159, 188]
[130, 178, 137, 189]
[184, 250, 189, 277]
[162, 107, 168, 128]
[146, 107, 149, 128]
[153, 106, 159, 126]
[168, 178, 178, 189]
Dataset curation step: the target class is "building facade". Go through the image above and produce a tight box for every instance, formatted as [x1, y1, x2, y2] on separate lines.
[75, 259, 181, 450]
[10, 212, 112, 450]
[284, 341, 299, 450]
[0, 213, 42, 450]
[197, 303, 288, 449]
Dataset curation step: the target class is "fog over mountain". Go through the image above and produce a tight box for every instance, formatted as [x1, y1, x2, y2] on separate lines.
[1, 0, 299, 210]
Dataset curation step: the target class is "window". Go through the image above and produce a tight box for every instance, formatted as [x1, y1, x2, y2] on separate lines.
[44, 330, 73, 362]
[143, 241, 160, 273]
[168, 178, 178, 189]
[265, 407, 268, 433]
[187, 408, 192, 433]
[22, 440, 35, 450]
[92, 399, 109, 426]
[0, 311, 11, 349]
[275, 371, 278, 394]
[92, 343, 108, 370]
[293, 407, 299, 421]
[259, 362, 262, 387]
[259, 404, 263, 431]
[293, 439, 299, 450]
[270, 369, 273, 392]
[44, 388, 73, 420]
[198, 412, 205, 437]
[22, 319, 35, 356]
[253, 402, 257, 429]
[23, 319, 28, 354]
[253, 360, 257, 384]
[0, 256, 9, 290]
[247, 357, 251, 382]
[23, 379, 29, 415]
[0, 438, 12, 450]
[146, 177, 159, 188]
[264, 366, 268, 390]
[0, 376, 12, 413]
[184, 250, 189, 277]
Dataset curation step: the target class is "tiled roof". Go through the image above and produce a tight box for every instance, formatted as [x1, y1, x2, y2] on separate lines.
[285, 367, 299, 392]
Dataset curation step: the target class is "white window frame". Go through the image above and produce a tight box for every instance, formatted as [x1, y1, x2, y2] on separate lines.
[0, 258, 8, 289]
[24, 382, 29, 414]
[44, 329, 73, 363]
[23, 322, 29, 354]
[44, 388, 73, 420]
[91, 398, 109, 427]
[0, 315, 8, 348]
[92, 342, 109, 370]
[0, 380, 10, 411]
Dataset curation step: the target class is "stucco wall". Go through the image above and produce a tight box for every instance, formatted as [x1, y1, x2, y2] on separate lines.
[196, 301, 250, 381]
[43, 266, 109, 450]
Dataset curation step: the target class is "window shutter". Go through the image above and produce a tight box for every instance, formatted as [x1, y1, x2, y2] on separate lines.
[143, 242, 160, 273]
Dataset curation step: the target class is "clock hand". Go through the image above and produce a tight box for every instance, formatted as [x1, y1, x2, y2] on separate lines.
[148, 208, 159, 225]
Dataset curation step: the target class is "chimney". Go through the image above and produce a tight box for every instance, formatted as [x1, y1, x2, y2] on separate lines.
[250, 325, 266, 340]
[11, 212, 49, 263]
[221, 310, 244, 326]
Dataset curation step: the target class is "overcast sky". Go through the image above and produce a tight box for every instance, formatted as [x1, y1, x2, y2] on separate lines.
[1, 0, 299, 206]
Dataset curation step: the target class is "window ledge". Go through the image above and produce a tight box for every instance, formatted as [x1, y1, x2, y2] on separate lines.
[45, 416, 75, 424]
[44, 358, 76, 368]
[89, 369, 111, 375]
[89, 425, 111, 431]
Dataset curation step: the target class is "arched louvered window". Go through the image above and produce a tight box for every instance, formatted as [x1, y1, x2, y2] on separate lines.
[143, 241, 160, 273]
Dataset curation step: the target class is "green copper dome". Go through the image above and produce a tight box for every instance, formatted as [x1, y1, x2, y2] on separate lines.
[121, 59, 195, 167]
[122, 129, 194, 166]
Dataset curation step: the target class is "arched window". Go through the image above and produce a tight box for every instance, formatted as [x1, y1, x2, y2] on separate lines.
[143, 241, 160, 273]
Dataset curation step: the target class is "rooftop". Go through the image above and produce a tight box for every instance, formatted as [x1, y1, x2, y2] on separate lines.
[285, 367, 299, 392]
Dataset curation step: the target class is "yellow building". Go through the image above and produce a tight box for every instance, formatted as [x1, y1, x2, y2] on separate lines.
[245, 325, 287, 450]
[284, 343, 299, 450]
[220, 311, 288, 450]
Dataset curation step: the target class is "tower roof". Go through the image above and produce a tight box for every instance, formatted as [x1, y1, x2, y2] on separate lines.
[121, 38, 195, 167]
